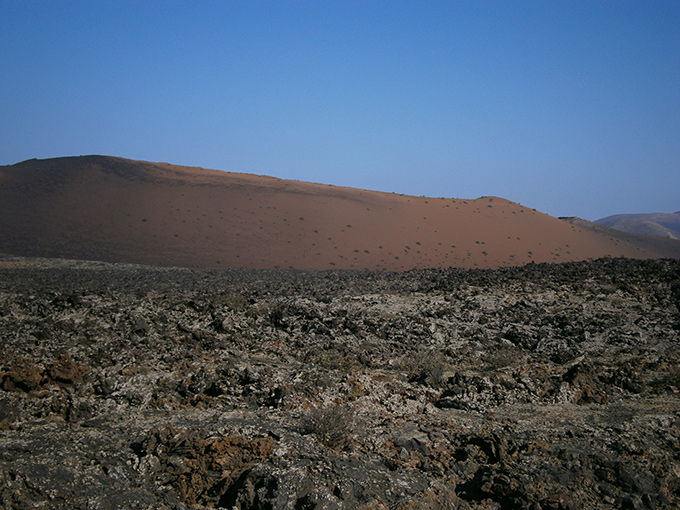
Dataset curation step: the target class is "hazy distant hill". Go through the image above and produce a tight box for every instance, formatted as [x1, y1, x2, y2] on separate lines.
[595, 212, 680, 240]
[1, 156, 679, 270]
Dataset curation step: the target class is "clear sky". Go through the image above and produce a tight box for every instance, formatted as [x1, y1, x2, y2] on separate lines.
[1, 1, 678, 220]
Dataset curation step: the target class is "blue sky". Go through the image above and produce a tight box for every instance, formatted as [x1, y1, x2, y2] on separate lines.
[1, 1, 678, 220]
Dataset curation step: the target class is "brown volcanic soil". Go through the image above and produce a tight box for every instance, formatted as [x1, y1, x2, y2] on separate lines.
[1, 156, 679, 270]
[1, 256, 680, 509]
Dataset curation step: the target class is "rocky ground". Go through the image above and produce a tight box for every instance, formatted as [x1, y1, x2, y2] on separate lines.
[1, 256, 679, 509]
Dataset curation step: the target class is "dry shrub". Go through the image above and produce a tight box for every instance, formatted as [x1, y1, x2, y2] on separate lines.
[300, 404, 357, 449]
[398, 349, 448, 388]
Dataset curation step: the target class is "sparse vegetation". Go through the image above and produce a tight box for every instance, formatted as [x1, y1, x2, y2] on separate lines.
[300, 404, 357, 449]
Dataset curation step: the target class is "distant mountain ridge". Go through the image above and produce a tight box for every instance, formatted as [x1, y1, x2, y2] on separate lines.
[1, 155, 680, 270]
[595, 212, 680, 240]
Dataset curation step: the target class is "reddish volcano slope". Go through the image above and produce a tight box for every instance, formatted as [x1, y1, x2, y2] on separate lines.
[1, 156, 679, 270]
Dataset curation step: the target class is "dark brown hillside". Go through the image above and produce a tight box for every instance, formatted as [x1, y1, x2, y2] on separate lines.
[595, 211, 680, 239]
[1, 156, 679, 270]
